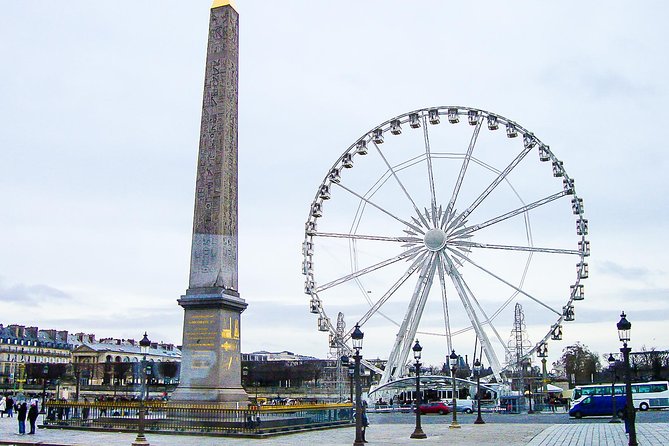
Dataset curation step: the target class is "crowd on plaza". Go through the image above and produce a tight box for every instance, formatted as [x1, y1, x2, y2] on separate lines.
[0, 393, 41, 435]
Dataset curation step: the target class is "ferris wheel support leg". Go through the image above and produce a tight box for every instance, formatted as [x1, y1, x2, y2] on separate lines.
[441, 252, 503, 381]
[436, 260, 453, 354]
[380, 254, 436, 386]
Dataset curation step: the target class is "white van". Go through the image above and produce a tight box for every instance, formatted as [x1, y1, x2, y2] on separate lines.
[442, 398, 473, 414]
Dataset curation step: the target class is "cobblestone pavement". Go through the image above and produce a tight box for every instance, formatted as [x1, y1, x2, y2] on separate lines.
[0, 416, 668, 445]
[527, 423, 669, 446]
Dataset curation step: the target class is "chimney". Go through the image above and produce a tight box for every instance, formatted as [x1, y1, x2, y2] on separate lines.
[41, 329, 57, 341]
[56, 330, 69, 343]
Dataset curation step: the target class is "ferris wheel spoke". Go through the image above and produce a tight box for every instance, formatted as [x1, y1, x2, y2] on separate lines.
[334, 182, 425, 234]
[446, 137, 534, 232]
[447, 247, 562, 316]
[439, 251, 503, 379]
[442, 119, 482, 228]
[436, 259, 453, 353]
[344, 252, 430, 343]
[452, 190, 568, 237]
[315, 246, 424, 293]
[372, 142, 431, 228]
[449, 240, 580, 256]
[422, 117, 439, 226]
[382, 253, 438, 384]
[314, 231, 421, 244]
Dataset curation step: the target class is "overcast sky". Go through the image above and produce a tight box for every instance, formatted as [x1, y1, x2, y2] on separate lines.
[1, 1, 667, 370]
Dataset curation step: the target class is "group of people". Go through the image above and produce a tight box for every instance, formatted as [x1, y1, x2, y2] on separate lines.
[544, 394, 569, 412]
[1, 395, 40, 435]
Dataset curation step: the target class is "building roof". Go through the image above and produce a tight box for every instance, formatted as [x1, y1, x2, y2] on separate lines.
[73, 342, 181, 359]
[244, 350, 319, 361]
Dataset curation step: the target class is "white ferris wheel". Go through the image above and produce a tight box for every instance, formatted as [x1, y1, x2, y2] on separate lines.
[302, 106, 589, 387]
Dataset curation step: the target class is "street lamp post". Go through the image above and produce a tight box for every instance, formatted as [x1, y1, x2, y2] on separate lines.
[351, 324, 365, 446]
[617, 312, 637, 446]
[39, 364, 49, 414]
[608, 353, 621, 423]
[338, 355, 347, 402]
[448, 350, 460, 429]
[348, 363, 355, 406]
[473, 359, 485, 424]
[410, 340, 427, 439]
[132, 332, 151, 446]
[527, 374, 534, 414]
[339, 355, 355, 407]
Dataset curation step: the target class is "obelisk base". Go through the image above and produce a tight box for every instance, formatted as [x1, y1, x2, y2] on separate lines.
[172, 291, 249, 405]
[170, 386, 249, 405]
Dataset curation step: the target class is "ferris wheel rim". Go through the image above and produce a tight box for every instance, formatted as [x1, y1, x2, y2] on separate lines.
[303, 106, 588, 382]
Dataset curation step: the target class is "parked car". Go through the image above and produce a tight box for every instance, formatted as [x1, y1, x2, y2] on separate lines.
[417, 402, 451, 415]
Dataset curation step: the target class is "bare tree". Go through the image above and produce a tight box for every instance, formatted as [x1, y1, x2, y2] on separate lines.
[554, 343, 601, 386]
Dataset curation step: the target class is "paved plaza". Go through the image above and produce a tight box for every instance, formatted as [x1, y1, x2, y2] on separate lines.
[0, 416, 668, 446]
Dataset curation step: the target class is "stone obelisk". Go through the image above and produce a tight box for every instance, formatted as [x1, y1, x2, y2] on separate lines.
[172, 0, 248, 404]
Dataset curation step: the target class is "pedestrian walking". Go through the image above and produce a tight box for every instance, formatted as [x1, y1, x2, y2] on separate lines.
[621, 405, 630, 433]
[6, 395, 14, 417]
[361, 400, 369, 443]
[27, 401, 38, 435]
[0, 395, 6, 417]
[17, 401, 27, 435]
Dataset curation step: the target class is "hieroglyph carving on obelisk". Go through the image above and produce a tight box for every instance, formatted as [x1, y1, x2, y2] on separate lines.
[173, 0, 248, 404]
[190, 1, 239, 293]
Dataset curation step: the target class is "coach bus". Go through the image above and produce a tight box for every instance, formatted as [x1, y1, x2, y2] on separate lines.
[572, 381, 669, 411]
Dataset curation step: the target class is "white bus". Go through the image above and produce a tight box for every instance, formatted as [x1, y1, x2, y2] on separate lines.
[572, 381, 669, 411]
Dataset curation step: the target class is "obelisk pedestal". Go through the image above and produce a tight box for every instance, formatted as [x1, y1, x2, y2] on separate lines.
[172, 0, 248, 404]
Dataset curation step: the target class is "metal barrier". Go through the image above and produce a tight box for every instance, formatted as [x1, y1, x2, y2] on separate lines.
[42, 401, 352, 436]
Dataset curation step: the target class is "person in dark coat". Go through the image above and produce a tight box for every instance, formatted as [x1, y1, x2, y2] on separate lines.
[27, 401, 39, 435]
[17, 401, 27, 435]
[6, 395, 14, 417]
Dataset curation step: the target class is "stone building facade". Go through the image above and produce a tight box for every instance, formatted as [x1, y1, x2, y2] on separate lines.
[71, 337, 181, 386]
[0, 324, 71, 387]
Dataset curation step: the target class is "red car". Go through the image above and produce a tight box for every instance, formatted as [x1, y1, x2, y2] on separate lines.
[418, 402, 451, 415]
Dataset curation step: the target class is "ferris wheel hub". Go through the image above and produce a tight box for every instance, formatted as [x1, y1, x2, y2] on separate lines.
[424, 228, 447, 251]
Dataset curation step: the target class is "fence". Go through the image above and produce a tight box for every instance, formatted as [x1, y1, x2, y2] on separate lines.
[42, 400, 352, 437]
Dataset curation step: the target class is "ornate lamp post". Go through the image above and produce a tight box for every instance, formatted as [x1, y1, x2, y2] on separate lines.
[473, 359, 485, 424]
[608, 353, 621, 423]
[132, 332, 151, 446]
[617, 312, 637, 446]
[448, 349, 460, 429]
[410, 340, 427, 439]
[526, 362, 534, 414]
[340, 355, 350, 403]
[348, 363, 355, 405]
[351, 324, 365, 446]
[39, 364, 49, 414]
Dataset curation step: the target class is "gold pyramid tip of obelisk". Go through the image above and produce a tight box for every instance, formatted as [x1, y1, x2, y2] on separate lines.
[212, 0, 236, 9]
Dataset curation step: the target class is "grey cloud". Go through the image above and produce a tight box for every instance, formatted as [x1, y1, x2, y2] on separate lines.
[598, 261, 655, 281]
[540, 62, 653, 101]
[0, 281, 72, 305]
[581, 71, 653, 100]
